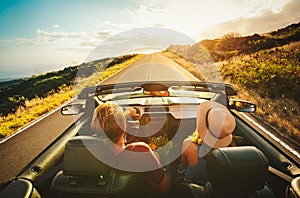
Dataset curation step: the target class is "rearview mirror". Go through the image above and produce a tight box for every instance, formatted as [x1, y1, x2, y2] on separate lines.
[229, 99, 256, 113]
[143, 90, 170, 96]
[142, 83, 169, 96]
[61, 103, 85, 115]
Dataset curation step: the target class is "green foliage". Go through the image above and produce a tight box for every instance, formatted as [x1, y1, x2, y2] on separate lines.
[0, 85, 73, 137]
[149, 133, 169, 149]
[106, 54, 138, 68]
[167, 43, 213, 64]
[196, 22, 300, 61]
[0, 58, 114, 116]
[270, 22, 300, 40]
[0, 54, 144, 138]
[166, 21, 300, 139]
[221, 43, 300, 139]
[221, 45, 300, 103]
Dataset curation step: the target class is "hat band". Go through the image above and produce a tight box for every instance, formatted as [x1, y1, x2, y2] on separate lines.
[206, 108, 223, 140]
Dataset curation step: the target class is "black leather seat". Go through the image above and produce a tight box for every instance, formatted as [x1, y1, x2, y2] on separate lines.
[176, 146, 275, 198]
[51, 136, 150, 198]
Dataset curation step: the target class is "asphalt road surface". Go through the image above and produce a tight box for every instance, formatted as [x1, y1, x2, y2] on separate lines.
[0, 108, 81, 183]
[100, 53, 199, 85]
[0, 53, 198, 184]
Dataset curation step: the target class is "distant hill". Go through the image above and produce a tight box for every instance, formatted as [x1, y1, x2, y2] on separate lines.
[168, 22, 300, 62]
[166, 22, 300, 102]
[166, 22, 300, 138]
[0, 54, 137, 116]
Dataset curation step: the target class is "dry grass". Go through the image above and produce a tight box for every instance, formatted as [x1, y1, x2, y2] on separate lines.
[0, 85, 73, 137]
[225, 79, 300, 138]
[0, 54, 144, 138]
[162, 50, 300, 139]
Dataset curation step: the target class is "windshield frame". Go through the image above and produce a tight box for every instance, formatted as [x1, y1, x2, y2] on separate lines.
[78, 81, 237, 100]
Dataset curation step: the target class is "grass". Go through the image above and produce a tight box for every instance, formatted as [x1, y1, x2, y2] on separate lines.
[219, 42, 300, 139]
[0, 54, 144, 138]
[162, 48, 300, 140]
[225, 80, 300, 139]
[0, 84, 73, 137]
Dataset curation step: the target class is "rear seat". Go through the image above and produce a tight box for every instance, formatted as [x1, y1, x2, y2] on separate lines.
[51, 136, 150, 198]
[176, 146, 275, 197]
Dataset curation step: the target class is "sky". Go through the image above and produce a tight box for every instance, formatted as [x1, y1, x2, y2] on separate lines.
[0, 0, 299, 79]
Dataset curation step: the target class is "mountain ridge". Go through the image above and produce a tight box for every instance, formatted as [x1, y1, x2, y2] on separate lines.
[167, 21, 300, 63]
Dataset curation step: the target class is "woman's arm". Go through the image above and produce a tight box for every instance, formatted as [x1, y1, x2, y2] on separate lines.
[181, 153, 188, 168]
[181, 139, 191, 168]
[154, 172, 169, 192]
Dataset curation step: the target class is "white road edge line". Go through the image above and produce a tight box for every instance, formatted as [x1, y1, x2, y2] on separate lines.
[0, 99, 75, 145]
[240, 112, 300, 160]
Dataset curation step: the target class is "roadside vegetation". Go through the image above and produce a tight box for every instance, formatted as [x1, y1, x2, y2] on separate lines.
[165, 22, 300, 142]
[0, 54, 143, 138]
[220, 43, 300, 139]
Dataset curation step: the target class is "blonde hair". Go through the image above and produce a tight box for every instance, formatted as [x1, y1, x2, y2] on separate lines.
[91, 101, 126, 143]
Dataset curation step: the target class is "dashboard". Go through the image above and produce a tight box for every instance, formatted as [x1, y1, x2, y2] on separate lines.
[121, 103, 200, 144]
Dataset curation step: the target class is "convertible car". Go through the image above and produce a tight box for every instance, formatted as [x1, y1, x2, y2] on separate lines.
[0, 78, 299, 197]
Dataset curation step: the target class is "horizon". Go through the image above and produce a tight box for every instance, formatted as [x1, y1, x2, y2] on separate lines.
[0, 0, 300, 78]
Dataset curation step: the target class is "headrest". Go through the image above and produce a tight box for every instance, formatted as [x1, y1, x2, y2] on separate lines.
[206, 146, 269, 192]
[63, 136, 114, 176]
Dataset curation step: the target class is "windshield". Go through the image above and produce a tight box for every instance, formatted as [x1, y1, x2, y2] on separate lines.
[97, 88, 217, 101]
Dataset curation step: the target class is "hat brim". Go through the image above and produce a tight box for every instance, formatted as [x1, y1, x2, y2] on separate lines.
[197, 101, 234, 148]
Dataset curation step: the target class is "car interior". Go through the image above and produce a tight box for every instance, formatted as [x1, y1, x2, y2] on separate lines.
[1, 83, 299, 198]
[49, 93, 299, 198]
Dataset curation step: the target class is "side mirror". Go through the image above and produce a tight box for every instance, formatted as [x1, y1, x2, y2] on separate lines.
[229, 99, 256, 113]
[61, 103, 85, 115]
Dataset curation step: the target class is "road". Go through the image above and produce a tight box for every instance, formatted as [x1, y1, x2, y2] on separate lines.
[0, 108, 81, 183]
[0, 53, 198, 184]
[101, 53, 199, 85]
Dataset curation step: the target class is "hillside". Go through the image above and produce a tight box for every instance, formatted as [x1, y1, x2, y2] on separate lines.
[0, 54, 137, 116]
[0, 54, 142, 137]
[166, 22, 300, 140]
[0, 59, 105, 116]
[168, 22, 300, 63]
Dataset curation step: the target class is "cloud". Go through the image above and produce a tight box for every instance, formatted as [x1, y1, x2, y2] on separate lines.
[92, 20, 136, 36]
[201, 0, 300, 39]
[0, 37, 32, 44]
[52, 24, 61, 29]
[0, 28, 114, 50]
[85, 27, 195, 62]
[125, 0, 298, 40]
[54, 46, 93, 52]
[93, 32, 111, 40]
[35, 29, 82, 39]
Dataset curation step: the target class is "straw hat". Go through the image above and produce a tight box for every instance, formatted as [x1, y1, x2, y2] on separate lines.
[197, 101, 236, 153]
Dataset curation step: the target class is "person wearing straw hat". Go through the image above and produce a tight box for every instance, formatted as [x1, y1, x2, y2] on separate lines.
[181, 101, 236, 185]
